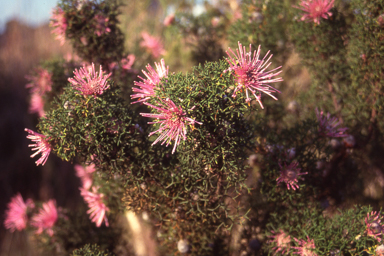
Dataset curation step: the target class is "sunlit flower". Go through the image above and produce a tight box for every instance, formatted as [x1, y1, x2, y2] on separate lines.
[294, 0, 335, 25]
[4, 194, 35, 232]
[75, 164, 96, 190]
[93, 13, 111, 37]
[224, 42, 283, 108]
[29, 93, 45, 117]
[50, 7, 67, 45]
[365, 211, 384, 241]
[316, 109, 348, 138]
[376, 244, 384, 256]
[141, 98, 202, 154]
[131, 59, 168, 104]
[68, 63, 112, 96]
[277, 161, 307, 190]
[268, 229, 291, 255]
[25, 128, 52, 166]
[80, 187, 109, 227]
[31, 200, 58, 236]
[140, 32, 166, 59]
[25, 68, 52, 95]
[163, 13, 175, 26]
[293, 236, 317, 255]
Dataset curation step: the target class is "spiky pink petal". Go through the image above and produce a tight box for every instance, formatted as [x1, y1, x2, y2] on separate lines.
[292, 236, 317, 255]
[276, 161, 307, 190]
[50, 7, 67, 45]
[4, 194, 35, 232]
[141, 98, 202, 154]
[224, 42, 283, 108]
[25, 68, 52, 95]
[140, 32, 166, 59]
[80, 187, 109, 227]
[31, 200, 58, 236]
[68, 63, 112, 96]
[268, 230, 292, 255]
[365, 211, 384, 241]
[294, 0, 335, 25]
[131, 59, 168, 104]
[25, 128, 52, 166]
[316, 108, 348, 138]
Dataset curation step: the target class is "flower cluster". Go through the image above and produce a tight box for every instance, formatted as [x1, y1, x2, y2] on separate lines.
[140, 32, 166, 59]
[141, 98, 202, 154]
[315, 108, 348, 138]
[50, 7, 67, 45]
[293, 236, 317, 255]
[294, 0, 335, 25]
[131, 59, 168, 104]
[93, 14, 111, 37]
[68, 63, 112, 96]
[268, 230, 292, 254]
[25, 128, 52, 166]
[31, 200, 58, 236]
[80, 187, 109, 227]
[4, 194, 35, 232]
[224, 42, 283, 108]
[276, 161, 308, 190]
[365, 211, 384, 241]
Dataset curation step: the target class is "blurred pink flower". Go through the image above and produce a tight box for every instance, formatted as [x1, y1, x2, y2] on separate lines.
[365, 211, 384, 241]
[68, 63, 112, 96]
[75, 164, 96, 190]
[25, 129, 52, 166]
[4, 194, 35, 232]
[293, 236, 317, 255]
[224, 42, 283, 108]
[268, 230, 291, 254]
[315, 109, 348, 138]
[277, 161, 307, 190]
[93, 14, 111, 37]
[131, 59, 168, 104]
[121, 54, 135, 70]
[31, 200, 58, 236]
[50, 7, 67, 45]
[141, 98, 202, 154]
[80, 187, 109, 227]
[29, 93, 45, 117]
[294, 0, 334, 25]
[163, 13, 175, 26]
[25, 68, 52, 95]
[140, 32, 166, 59]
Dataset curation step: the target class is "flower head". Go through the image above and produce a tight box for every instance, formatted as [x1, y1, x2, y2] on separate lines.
[68, 63, 112, 96]
[4, 194, 35, 232]
[277, 161, 308, 190]
[25, 68, 52, 95]
[29, 93, 45, 117]
[25, 128, 52, 166]
[293, 236, 317, 255]
[80, 187, 109, 227]
[121, 54, 136, 70]
[141, 98, 202, 154]
[268, 230, 292, 254]
[224, 42, 283, 108]
[93, 13, 111, 37]
[31, 200, 58, 236]
[131, 59, 168, 104]
[140, 32, 166, 59]
[75, 164, 96, 190]
[163, 13, 175, 26]
[50, 7, 67, 45]
[365, 211, 384, 241]
[316, 109, 348, 138]
[294, 0, 335, 25]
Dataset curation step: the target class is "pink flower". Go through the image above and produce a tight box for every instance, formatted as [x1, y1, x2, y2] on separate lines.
[141, 98, 202, 154]
[68, 63, 112, 96]
[276, 161, 308, 190]
[293, 236, 317, 255]
[268, 230, 291, 254]
[93, 13, 111, 37]
[140, 32, 166, 59]
[25, 128, 52, 166]
[294, 0, 335, 25]
[224, 42, 283, 108]
[29, 93, 45, 117]
[163, 13, 175, 26]
[131, 59, 168, 104]
[50, 7, 67, 45]
[31, 200, 58, 236]
[75, 164, 96, 190]
[25, 68, 52, 95]
[80, 187, 109, 227]
[316, 109, 348, 138]
[121, 54, 135, 70]
[4, 194, 35, 232]
[365, 211, 384, 241]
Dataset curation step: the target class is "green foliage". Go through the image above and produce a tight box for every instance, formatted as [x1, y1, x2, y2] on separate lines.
[71, 244, 115, 256]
